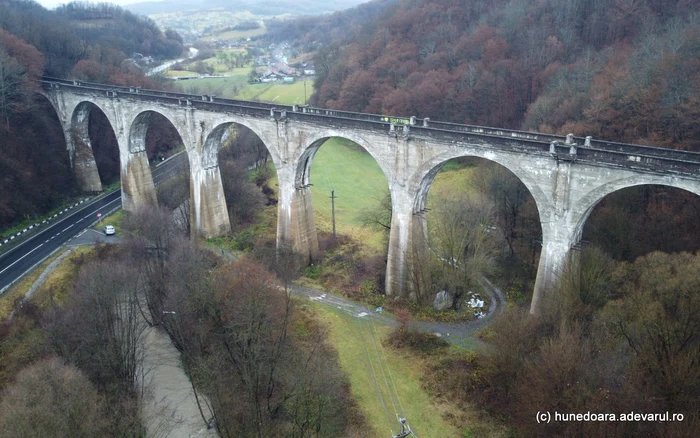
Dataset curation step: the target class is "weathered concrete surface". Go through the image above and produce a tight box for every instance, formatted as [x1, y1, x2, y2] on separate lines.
[61, 101, 103, 193]
[42, 84, 700, 314]
[190, 165, 231, 238]
[385, 188, 430, 301]
[277, 165, 320, 263]
[122, 151, 158, 212]
[72, 137, 103, 193]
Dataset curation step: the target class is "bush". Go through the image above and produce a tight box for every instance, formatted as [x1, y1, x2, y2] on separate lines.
[387, 329, 449, 355]
[0, 357, 109, 437]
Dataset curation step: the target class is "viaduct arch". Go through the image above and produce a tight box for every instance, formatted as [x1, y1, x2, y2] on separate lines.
[40, 79, 700, 314]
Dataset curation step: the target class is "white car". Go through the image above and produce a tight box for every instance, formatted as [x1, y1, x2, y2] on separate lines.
[103, 225, 116, 235]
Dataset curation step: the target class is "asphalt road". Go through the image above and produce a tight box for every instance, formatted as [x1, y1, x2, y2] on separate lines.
[0, 152, 188, 293]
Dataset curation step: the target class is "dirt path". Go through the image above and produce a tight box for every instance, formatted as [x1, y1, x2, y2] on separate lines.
[289, 274, 505, 349]
[214, 247, 506, 347]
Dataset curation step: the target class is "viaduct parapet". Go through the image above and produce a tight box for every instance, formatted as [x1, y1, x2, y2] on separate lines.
[40, 77, 700, 314]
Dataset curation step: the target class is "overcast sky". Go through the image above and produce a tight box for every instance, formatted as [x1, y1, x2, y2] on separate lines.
[36, 0, 154, 9]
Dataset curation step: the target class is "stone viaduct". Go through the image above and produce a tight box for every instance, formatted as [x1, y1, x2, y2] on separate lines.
[40, 77, 700, 314]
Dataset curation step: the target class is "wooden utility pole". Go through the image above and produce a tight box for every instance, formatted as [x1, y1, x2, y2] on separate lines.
[330, 189, 337, 237]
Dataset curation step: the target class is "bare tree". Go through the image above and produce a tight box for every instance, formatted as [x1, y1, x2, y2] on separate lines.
[156, 171, 191, 234]
[123, 204, 183, 324]
[471, 162, 536, 258]
[429, 194, 501, 309]
[48, 259, 147, 393]
[0, 357, 109, 437]
[219, 160, 266, 228]
[358, 189, 392, 232]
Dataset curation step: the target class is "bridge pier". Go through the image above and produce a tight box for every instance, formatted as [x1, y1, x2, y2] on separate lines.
[121, 150, 157, 212]
[385, 189, 430, 301]
[530, 220, 580, 315]
[63, 108, 102, 193]
[276, 166, 320, 264]
[189, 156, 231, 239]
[69, 135, 103, 193]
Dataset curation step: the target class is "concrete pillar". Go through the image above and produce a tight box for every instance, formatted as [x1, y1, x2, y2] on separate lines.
[121, 150, 157, 212]
[63, 111, 102, 193]
[530, 160, 579, 315]
[65, 130, 103, 193]
[276, 166, 320, 264]
[530, 228, 574, 315]
[190, 154, 231, 238]
[385, 188, 430, 301]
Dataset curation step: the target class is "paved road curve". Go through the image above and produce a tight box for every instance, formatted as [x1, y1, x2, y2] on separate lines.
[0, 152, 188, 293]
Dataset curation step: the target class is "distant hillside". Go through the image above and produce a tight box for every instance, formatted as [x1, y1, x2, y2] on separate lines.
[306, 0, 699, 151]
[127, 0, 370, 16]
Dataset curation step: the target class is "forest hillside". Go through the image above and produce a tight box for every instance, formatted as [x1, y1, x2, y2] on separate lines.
[305, 0, 698, 151]
[0, 1, 182, 230]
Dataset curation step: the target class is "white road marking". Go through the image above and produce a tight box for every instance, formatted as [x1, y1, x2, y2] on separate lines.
[62, 225, 73, 232]
[0, 243, 44, 275]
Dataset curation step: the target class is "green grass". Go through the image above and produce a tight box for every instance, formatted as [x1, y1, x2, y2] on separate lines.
[239, 80, 314, 105]
[205, 26, 267, 41]
[174, 76, 251, 99]
[94, 210, 124, 236]
[428, 164, 478, 205]
[308, 138, 389, 248]
[164, 70, 196, 77]
[310, 303, 463, 437]
[173, 74, 313, 106]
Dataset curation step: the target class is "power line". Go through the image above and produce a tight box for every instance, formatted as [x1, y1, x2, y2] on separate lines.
[371, 316, 406, 418]
[359, 320, 392, 427]
[365, 313, 417, 437]
[368, 318, 398, 416]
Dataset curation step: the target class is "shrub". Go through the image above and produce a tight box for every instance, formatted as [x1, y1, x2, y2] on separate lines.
[0, 357, 109, 437]
[388, 328, 449, 355]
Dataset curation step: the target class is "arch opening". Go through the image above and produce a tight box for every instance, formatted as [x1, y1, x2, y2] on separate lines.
[0, 94, 76, 230]
[294, 136, 393, 297]
[211, 122, 278, 231]
[70, 101, 121, 188]
[128, 111, 184, 162]
[125, 110, 188, 213]
[301, 137, 392, 243]
[418, 156, 543, 309]
[581, 184, 700, 262]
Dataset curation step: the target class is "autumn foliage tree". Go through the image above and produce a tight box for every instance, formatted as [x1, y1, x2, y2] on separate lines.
[305, 0, 699, 150]
[0, 29, 43, 128]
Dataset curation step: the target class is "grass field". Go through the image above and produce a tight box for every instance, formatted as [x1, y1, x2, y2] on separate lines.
[310, 303, 464, 437]
[174, 76, 251, 98]
[428, 162, 478, 204]
[205, 26, 267, 41]
[308, 138, 389, 248]
[164, 70, 196, 77]
[236, 79, 314, 105]
[0, 246, 93, 318]
[171, 62, 314, 105]
[305, 140, 477, 247]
